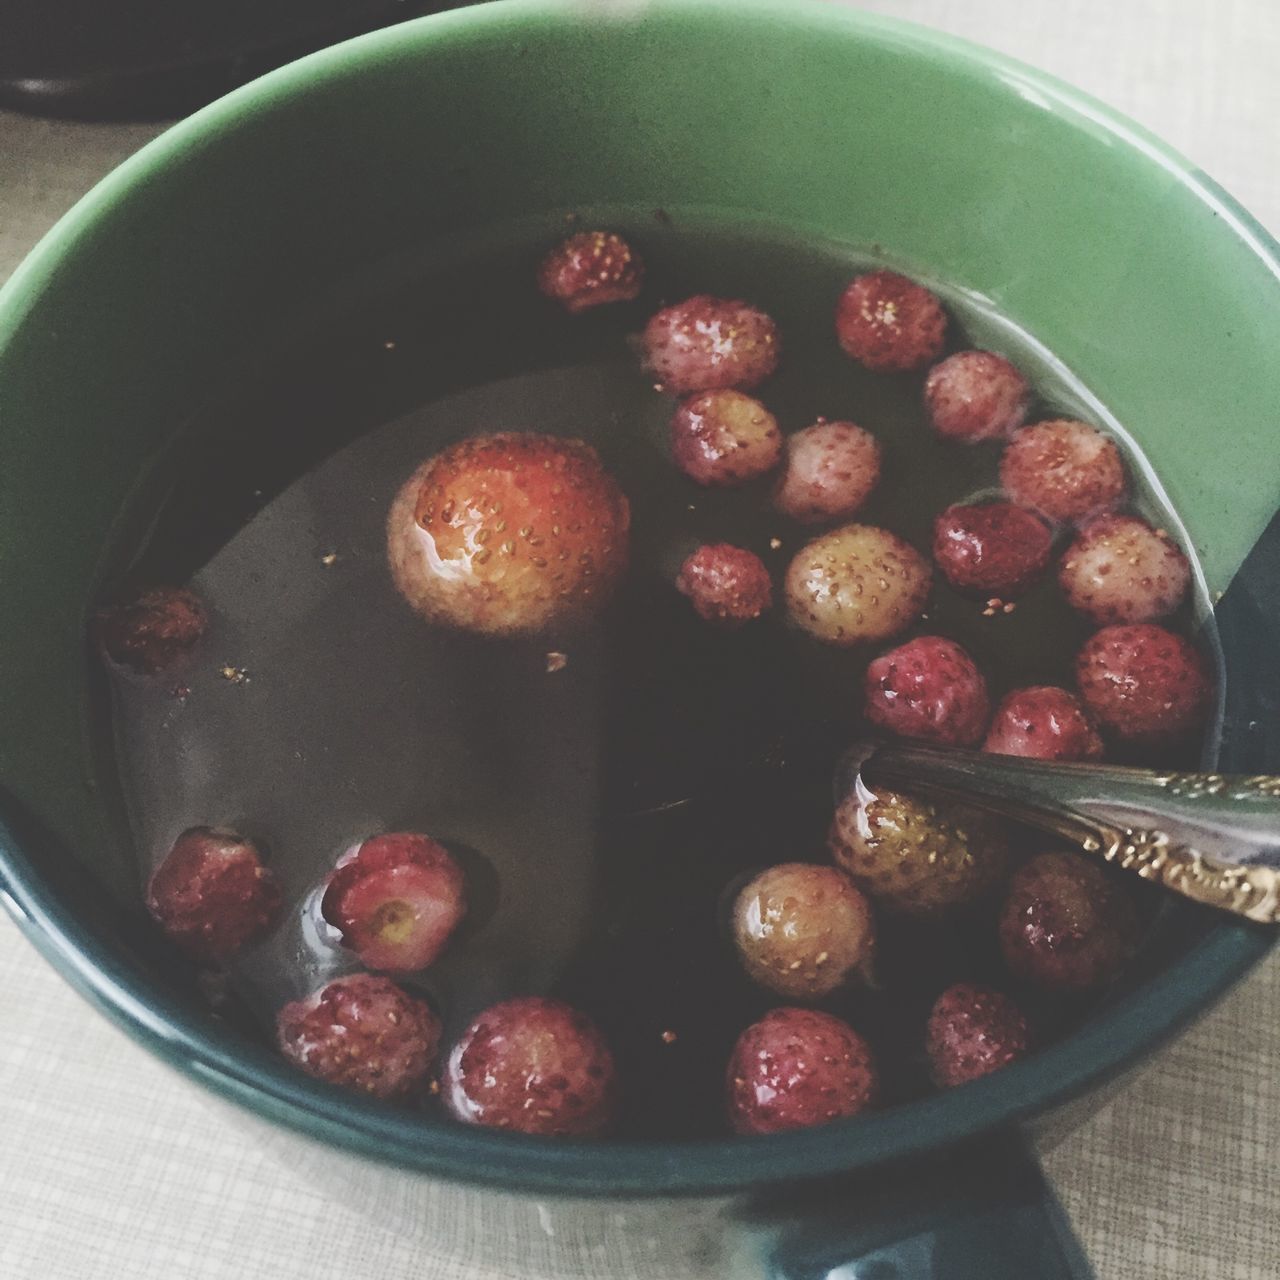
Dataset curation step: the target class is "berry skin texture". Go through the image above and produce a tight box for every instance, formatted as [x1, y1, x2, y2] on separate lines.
[94, 585, 207, 675]
[732, 863, 875, 1000]
[932, 502, 1052, 597]
[864, 635, 990, 746]
[926, 984, 1030, 1088]
[924, 350, 1031, 443]
[321, 833, 466, 973]
[1075, 623, 1211, 742]
[670, 390, 782, 486]
[387, 433, 630, 636]
[643, 295, 780, 395]
[830, 781, 1010, 916]
[1000, 420, 1127, 523]
[537, 230, 643, 313]
[983, 686, 1103, 762]
[146, 827, 282, 963]
[276, 974, 441, 1101]
[835, 270, 947, 373]
[727, 1008, 877, 1135]
[784, 524, 930, 646]
[772, 421, 883, 524]
[1058, 514, 1191, 626]
[444, 997, 616, 1136]
[999, 851, 1140, 991]
[676, 543, 773, 627]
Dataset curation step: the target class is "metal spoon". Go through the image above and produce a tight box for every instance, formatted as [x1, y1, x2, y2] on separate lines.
[838, 740, 1280, 924]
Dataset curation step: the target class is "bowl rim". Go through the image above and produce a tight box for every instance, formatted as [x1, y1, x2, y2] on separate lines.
[0, 0, 1276, 1197]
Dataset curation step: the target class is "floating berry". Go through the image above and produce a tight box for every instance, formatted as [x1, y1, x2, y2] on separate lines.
[94, 585, 207, 675]
[276, 974, 441, 1101]
[983, 686, 1103, 761]
[830, 782, 1009, 916]
[1000, 420, 1127, 523]
[999, 852, 1140, 991]
[772, 421, 882, 524]
[835, 270, 947, 373]
[670, 390, 782, 486]
[727, 1008, 876, 1135]
[321, 833, 466, 974]
[732, 863, 874, 1000]
[537, 230, 643, 312]
[784, 524, 930, 646]
[1075, 623, 1211, 742]
[444, 997, 616, 1136]
[932, 502, 1052, 597]
[146, 827, 282, 963]
[643, 295, 780, 394]
[1058, 514, 1191, 626]
[924, 350, 1030, 443]
[387, 433, 630, 635]
[676, 543, 772, 626]
[864, 635, 990, 746]
[926, 984, 1030, 1088]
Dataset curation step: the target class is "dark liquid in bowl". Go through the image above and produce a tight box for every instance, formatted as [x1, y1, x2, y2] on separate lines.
[102, 216, 1204, 1139]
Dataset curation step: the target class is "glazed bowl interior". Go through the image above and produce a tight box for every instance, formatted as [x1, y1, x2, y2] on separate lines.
[0, 0, 1276, 1196]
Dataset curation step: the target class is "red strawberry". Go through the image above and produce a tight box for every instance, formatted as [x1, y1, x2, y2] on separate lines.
[983, 686, 1103, 761]
[1074, 623, 1211, 742]
[924, 350, 1030, 443]
[387, 432, 630, 635]
[444, 997, 616, 1136]
[146, 827, 282, 963]
[727, 1008, 876, 1135]
[772, 420, 882, 524]
[676, 543, 773, 626]
[926, 984, 1030, 1087]
[670, 390, 782, 486]
[276, 974, 441, 1100]
[94, 585, 207, 675]
[1000, 420, 1127, 523]
[643, 295, 780, 394]
[321, 833, 466, 973]
[1058, 514, 1191, 626]
[537, 230, 643, 313]
[835, 270, 947, 373]
[932, 502, 1052, 597]
[864, 635, 990, 746]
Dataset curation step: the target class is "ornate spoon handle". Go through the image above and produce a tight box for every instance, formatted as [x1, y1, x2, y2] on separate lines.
[838, 741, 1280, 924]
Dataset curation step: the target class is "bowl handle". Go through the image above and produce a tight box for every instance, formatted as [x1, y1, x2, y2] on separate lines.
[730, 1135, 1093, 1279]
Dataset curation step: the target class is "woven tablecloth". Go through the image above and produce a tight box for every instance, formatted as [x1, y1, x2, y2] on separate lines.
[1, 2, 1277, 1276]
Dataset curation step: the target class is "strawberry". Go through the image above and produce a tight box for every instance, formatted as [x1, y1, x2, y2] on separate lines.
[983, 686, 1103, 761]
[772, 420, 882, 524]
[1000, 420, 1127, 523]
[1058, 514, 1191, 626]
[643, 295, 780, 394]
[1074, 623, 1211, 741]
[670, 389, 782, 486]
[835, 270, 947, 373]
[537, 230, 643, 313]
[926, 983, 1030, 1087]
[94, 585, 207, 675]
[276, 974, 441, 1100]
[924, 350, 1030, 443]
[146, 827, 281, 963]
[784, 523, 930, 646]
[321, 832, 466, 973]
[387, 432, 630, 635]
[444, 997, 616, 1136]
[675, 543, 773, 626]
[932, 501, 1052, 597]
[863, 635, 990, 746]
[727, 1008, 876, 1135]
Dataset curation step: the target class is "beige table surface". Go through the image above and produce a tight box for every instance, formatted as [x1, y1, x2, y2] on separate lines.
[1, 2, 1278, 1277]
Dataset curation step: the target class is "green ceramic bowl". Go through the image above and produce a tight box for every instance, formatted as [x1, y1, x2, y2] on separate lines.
[1, 2, 1277, 1275]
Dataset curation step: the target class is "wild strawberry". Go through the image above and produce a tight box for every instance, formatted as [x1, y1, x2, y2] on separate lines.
[642, 295, 780, 394]
[772, 421, 882, 524]
[670, 390, 782, 486]
[321, 833, 466, 973]
[537, 230, 642, 312]
[932, 501, 1052, 597]
[1000, 420, 1127, 523]
[1058, 514, 1191, 625]
[835, 270, 947, 372]
[863, 635, 990, 746]
[983, 686, 1103, 761]
[94, 586, 207, 675]
[676, 543, 772, 626]
[926, 984, 1030, 1087]
[387, 432, 630, 635]
[924, 350, 1030, 442]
